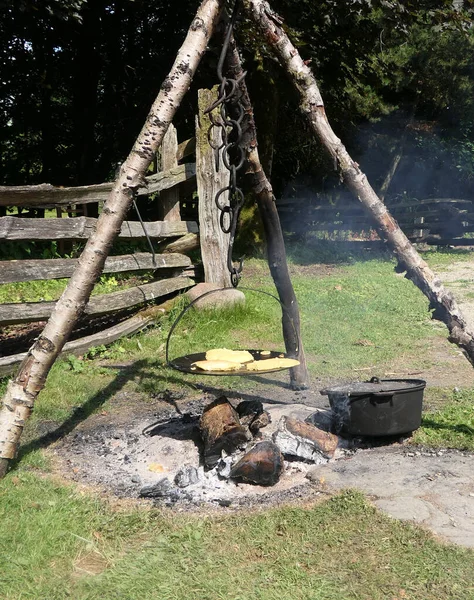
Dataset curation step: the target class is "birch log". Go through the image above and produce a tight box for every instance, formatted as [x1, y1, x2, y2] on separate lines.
[224, 33, 308, 388]
[243, 0, 474, 365]
[0, 0, 223, 478]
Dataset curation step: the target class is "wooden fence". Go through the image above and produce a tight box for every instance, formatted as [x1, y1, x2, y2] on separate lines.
[276, 196, 474, 246]
[0, 111, 221, 376]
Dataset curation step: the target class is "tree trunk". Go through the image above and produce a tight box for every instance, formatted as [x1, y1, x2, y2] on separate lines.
[0, 0, 224, 479]
[243, 0, 474, 366]
[196, 87, 232, 288]
[225, 32, 309, 389]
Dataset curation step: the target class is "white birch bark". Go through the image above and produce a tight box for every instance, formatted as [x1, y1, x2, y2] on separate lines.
[243, 0, 474, 365]
[0, 0, 223, 477]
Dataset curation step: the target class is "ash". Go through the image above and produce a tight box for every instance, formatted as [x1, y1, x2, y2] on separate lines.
[53, 398, 342, 509]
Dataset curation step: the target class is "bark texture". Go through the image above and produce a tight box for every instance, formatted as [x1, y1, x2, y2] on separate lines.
[0, 0, 223, 478]
[225, 32, 309, 388]
[199, 396, 249, 469]
[243, 0, 474, 365]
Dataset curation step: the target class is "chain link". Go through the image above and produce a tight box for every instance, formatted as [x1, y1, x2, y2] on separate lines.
[204, 0, 246, 287]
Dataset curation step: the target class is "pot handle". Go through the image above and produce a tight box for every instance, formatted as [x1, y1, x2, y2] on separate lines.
[368, 376, 393, 398]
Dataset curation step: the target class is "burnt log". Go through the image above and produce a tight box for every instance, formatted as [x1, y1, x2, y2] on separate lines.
[273, 416, 339, 462]
[229, 441, 284, 486]
[236, 400, 271, 434]
[199, 396, 249, 469]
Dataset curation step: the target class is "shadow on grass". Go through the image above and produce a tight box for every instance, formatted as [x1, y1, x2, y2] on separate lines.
[421, 417, 474, 437]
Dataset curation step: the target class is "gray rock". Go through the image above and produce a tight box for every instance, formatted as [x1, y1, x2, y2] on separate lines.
[174, 465, 200, 488]
[186, 282, 245, 310]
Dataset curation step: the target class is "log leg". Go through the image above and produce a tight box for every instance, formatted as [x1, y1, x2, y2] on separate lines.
[243, 0, 474, 365]
[225, 33, 309, 389]
[0, 0, 224, 478]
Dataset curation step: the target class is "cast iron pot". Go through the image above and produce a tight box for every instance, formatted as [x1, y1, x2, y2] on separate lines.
[320, 377, 426, 437]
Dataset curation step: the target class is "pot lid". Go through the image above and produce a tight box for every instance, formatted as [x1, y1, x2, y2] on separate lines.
[320, 377, 426, 397]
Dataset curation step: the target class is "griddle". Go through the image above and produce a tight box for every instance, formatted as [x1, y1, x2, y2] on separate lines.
[168, 349, 297, 376]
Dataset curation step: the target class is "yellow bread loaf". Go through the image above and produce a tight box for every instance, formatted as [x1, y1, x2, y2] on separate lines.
[192, 360, 242, 372]
[245, 357, 300, 371]
[205, 348, 254, 364]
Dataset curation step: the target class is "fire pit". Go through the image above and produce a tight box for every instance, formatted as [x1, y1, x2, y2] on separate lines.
[54, 391, 342, 508]
[53, 379, 425, 509]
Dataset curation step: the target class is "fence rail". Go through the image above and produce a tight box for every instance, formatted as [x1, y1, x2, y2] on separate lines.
[276, 197, 474, 244]
[0, 126, 203, 372]
[0, 252, 191, 284]
[0, 215, 198, 241]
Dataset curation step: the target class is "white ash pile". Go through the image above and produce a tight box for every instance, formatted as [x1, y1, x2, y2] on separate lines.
[54, 389, 349, 508]
[138, 395, 342, 507]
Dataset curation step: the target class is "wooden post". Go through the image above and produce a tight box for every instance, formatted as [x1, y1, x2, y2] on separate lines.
[196, 87, 232, 287]
[160, 124, 181, 221]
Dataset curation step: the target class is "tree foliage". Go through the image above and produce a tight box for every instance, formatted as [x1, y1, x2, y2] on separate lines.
[1, 0, 474, 203]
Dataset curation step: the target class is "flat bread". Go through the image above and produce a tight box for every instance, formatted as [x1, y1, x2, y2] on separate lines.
[205, 348, 254, 364]
[245, 357, 300, 371]
[192, 360, 242, 372]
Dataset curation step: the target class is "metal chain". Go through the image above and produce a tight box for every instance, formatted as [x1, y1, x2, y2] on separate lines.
[204, 0, 246, 287]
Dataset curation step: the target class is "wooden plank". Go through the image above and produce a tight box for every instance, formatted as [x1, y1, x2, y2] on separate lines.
[160, 124, 181, 221]
[277, 197, 473, 209]
[0, 303, 178, 377]
[0, 163, 196, 208]
[161, 232, 200, 255]
[0, 276, 193, 326]
[0, 216, 198, 241]
[0, 252, 192, 284]
[176, 137, 196, 161]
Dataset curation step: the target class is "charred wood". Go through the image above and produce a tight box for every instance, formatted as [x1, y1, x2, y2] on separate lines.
[273, 416, 339, 462]
[199, 396, 249, 469]
[229, 440, 284, 486]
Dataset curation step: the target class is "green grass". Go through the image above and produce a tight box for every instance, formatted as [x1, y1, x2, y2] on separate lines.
[421, 247, 473, 269]
[161, 258, 440, 378]
[0, 477, 472, 600]
[0, 255, 450, 442]
[1, 250, 474, 598]
[413, 388, 474, 450]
